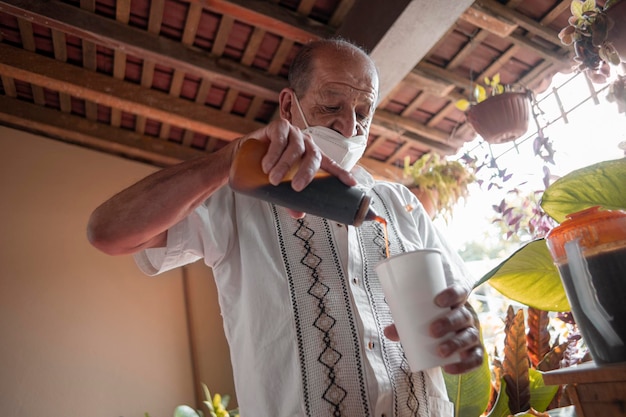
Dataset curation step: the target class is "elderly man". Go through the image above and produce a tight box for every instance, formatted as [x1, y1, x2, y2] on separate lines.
[88, 37, 483, 417]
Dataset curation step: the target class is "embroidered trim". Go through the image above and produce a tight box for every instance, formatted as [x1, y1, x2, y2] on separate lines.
[275, 207, 369, 417]
[360, 190, 430, 417]
[273, 206, 312, 414]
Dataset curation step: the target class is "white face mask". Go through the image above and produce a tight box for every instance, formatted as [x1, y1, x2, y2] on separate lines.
[293, 93, 367, 172]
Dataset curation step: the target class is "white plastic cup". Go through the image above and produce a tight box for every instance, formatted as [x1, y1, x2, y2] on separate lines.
[375, 249, 461, 372]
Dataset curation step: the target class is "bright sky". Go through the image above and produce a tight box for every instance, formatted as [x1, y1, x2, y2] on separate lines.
[433, 71, 626, 267]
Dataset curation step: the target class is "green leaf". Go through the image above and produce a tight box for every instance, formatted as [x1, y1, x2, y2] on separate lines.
[478, 240, 570, 312]
[443, 348, 492, 417]
[202, 383, 212, 403]
[581, 0, 597, 13]
[486, 378, 512, 417]
[174, 405, 202, 417]
[570, 0, 585, 19]
[528, 369, 560, 412]
[541, 158, 626, 223]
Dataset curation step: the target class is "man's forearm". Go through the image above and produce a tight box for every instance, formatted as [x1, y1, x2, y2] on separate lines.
[87, 139, 239, 255]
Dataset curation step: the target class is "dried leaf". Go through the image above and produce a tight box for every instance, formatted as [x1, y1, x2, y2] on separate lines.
[503, 307, 531, 414]
[526, 307, 551, 367]
[536, 340, 570, 372]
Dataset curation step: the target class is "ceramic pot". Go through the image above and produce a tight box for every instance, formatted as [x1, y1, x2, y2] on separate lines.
[409, 186, 437, 219]
[465, 92, 530, 144]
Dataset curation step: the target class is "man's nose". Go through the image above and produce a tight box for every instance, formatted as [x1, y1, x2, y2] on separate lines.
[331, 108, 359, 138]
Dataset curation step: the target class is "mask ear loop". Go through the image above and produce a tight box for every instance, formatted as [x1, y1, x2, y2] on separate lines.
[292, 92, 311, 130]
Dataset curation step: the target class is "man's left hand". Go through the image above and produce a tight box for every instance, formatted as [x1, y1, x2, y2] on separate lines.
[384, 284, 484, 374]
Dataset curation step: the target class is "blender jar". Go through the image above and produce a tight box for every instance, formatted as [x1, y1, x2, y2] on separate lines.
[546, 206, 626, 364]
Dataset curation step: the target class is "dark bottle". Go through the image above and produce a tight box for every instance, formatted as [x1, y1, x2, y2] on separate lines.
[229, 139, 380, 226]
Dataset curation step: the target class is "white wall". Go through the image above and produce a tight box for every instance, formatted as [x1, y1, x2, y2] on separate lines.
[0, 127, 196, 417]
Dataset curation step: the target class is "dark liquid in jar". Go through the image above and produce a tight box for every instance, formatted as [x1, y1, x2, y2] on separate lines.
[557, 246, 626, 363]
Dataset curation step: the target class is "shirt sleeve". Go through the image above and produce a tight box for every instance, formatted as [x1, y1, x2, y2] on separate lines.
[133, 216, 202, 276]
[133, 186, 236, 276]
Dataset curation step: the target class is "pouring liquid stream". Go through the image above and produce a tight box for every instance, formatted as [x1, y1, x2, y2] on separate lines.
[374, 215, 390, 259]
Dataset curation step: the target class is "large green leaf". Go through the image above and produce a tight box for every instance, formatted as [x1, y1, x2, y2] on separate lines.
[443, 348, 492, 417]
[478, 240, 569, 312]
[475, 159, 626, 312]
[528, 369, 560, 412]
[541, 158, 626, 223]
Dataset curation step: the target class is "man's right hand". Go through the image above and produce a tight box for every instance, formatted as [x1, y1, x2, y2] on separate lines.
[238, 119, 357, 192]
[236, 119, 357, 219]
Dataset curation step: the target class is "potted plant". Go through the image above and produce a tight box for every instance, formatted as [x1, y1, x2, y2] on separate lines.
[456, 74, 531, 144]
[403, 152, 476, 220]
[172, 383, 239, 417]
[558, 0, 626, 84]
[445, 158, 626, 417]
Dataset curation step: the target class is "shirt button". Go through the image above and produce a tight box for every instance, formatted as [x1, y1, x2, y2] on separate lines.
[368, 340, 375, 350]
[336, 223, 343, 228]
[352, 277, 359, 285]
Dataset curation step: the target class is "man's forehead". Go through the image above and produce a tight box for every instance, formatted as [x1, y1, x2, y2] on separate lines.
[315, 82, 377, 105]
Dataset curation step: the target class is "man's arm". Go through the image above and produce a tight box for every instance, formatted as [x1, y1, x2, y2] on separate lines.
[87, 138, 239, 256]
[87, 119, 355, 256]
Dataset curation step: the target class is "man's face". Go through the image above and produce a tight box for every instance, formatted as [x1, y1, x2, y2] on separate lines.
[293, 49, 379, 139]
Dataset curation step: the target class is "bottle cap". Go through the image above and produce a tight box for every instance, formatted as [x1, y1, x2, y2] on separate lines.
[546, 206, 626, 263]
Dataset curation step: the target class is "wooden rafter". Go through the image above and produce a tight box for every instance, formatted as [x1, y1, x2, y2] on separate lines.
[0, 0, 288, 100]
[0, 0, 576, 177]
[0, 44, 264, 139]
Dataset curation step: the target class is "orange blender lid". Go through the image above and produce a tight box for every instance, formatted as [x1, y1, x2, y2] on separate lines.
[546, 206, 626, 262]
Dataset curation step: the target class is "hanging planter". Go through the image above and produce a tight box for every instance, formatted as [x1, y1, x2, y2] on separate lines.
[465, 91, 530, 144]
[408, 186, 438, 219]
[455, 74, 531, 145]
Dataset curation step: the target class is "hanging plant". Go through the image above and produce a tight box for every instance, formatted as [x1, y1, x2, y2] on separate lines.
[403, 153, 476, 220]
[456, 74, 531, 144]
[455, 73, 506, 112]
[558, 0, 626, 84]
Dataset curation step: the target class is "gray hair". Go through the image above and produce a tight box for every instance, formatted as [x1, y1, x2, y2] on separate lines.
[287, 37, 373, 96]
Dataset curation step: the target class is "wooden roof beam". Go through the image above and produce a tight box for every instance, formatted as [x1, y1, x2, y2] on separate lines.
[0, 0, 288, 100]
[475, 0, 564, 46]
[460, 4, 518, 38]
[337, 0, 475, 99]
[0, 96, 204, 167]
[371, 116, 457, 155]
[0, 44, 265, 140]
[181, 0, 332, 44]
